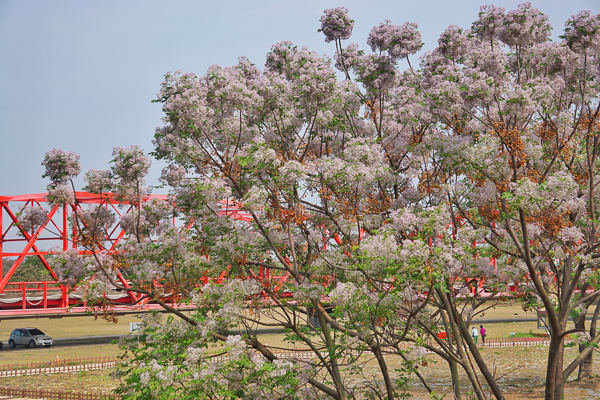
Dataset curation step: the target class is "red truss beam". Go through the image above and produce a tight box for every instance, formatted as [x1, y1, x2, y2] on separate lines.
[0, 192, 291, 315]
[0, 192, 168, 312]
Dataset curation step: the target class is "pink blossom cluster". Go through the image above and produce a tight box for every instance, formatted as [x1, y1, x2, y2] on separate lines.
[329, 282, 365, 306]
[266, 43, 338, 106]
[292, 283, 324, 302]
[84, 169, 113, 194]
[159, 165, 187, 187]
[269, 359, 294, 378]
[264, 41, 298, 75]
[367, 20, 423, 60]
[195, 279, 262, 327]
[111, 145, 151, 183]
[353, 53, 396, 91]
[573, 332, 592, 345]
[75, 276, 115, 304]
[278, 160, 306, 185]
[319, 7, 354, 43]
[46, 184, 75, 206]
[224, 335, 246, 361]
[333, 42, 362, 73]
[18, 206, 48, 232]
[563, 11, 600, 53]
[559, 226, 584, 244]
[119, 198, 173, 237]
[498, 2, 552, 48]
[79, 205, 116, 237]
[111, 145, 152, 201]
[184, 346, 205, 366]
[471, 4, 506, 44]
[48, 248, 85, 286]
[42, 148, 80, 186]
[437, 25, 469, 61]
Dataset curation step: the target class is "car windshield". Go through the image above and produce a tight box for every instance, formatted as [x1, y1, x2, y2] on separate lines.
[26, 329, 45, 336]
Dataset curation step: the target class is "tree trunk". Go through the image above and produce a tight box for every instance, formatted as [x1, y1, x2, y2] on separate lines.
[460, 354, 487, 400]
[552, 308, 571, 400]
[449, 358, 462, 400]
[545, 334, 562, 400]
[574, 302, 589, 381]
[436, 289, 486, 400]
[578, 351, 593, 381]
[440, 303, 462, 400]
[553, 339, 565, 400]
[315, 304, 348, 400]
[451, 300, 505, 399]
[564, 297, 600, 381]
[372, 346, 395, 400]
[579, 298, 600, 380]
[575, 308, 591, 382]
[563, 333, 600, 380]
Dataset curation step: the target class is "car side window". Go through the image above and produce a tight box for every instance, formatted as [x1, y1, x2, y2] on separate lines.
[14, 331, 21, 337]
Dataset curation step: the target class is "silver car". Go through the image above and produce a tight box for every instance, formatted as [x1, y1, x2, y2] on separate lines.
[8, 328, 53, 348]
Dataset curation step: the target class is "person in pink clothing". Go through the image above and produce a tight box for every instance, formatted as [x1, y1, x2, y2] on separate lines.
[480, 325, 486, 344]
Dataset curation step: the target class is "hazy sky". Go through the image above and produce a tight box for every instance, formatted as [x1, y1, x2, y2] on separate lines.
[1, 0, 599, 196]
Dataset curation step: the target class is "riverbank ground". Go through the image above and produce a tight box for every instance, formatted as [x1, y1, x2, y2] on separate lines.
[0, 302, 597, 398]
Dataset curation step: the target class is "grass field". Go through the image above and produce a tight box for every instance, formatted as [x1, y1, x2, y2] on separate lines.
[0, 301, 594, 399]
[1, 345, 598, 399]
[0, 314, 143, 340]
[0, 303, 571, 360]
[0, 303, 547, 337]
[0, 343, 122, 366]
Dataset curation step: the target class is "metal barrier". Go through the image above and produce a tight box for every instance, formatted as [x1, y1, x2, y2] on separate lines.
[0, 361, 118, 378]
[0, 355, 121, 372]
[0, 386, 119, 399]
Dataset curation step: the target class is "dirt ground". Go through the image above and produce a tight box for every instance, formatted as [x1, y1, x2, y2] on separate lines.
[400, 346, 600, 399]
[2, 345, 600, 399]
[0, 368, 120, 394]
[1, 303, 599, 398]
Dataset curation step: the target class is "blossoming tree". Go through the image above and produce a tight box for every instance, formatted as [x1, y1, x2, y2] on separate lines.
[416, 5, 600, 399]
[38, 4, 600, 400]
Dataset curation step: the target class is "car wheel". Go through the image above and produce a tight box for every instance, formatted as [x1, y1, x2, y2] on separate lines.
[28, 340, 36, 348]
[8, 340, 15, 349]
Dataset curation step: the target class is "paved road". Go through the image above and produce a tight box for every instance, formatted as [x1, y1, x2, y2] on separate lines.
[1, 315, 596, 351]
[0, 327, 288, 351]
[0, 335, 120, 351]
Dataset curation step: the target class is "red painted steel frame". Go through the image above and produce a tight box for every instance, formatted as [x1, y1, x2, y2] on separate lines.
[0, 192, 169, 313]
[0, 192, 292, 315]
[0, 192, 524, 319]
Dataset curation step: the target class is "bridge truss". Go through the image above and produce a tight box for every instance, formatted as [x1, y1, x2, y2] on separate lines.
[0, 192, 526, 319]
[0, 192, 290, 318]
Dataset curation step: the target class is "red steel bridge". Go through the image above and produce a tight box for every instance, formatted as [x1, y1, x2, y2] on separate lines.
[0, 192, 291, 318]
[0, 193, 519, 319]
